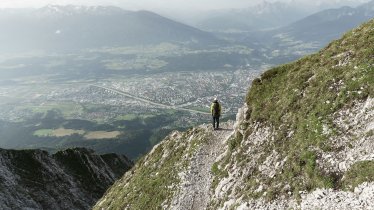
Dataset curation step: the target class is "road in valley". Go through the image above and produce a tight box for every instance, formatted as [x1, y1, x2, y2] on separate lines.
[90, 85, 211, 115]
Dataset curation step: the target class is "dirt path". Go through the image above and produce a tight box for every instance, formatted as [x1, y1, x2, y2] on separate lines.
[171, 121, 234, 210]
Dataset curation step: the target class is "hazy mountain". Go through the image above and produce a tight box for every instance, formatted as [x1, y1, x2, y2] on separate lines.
[272, 0, 374, 45]
[0, 5, 221, 52]
[188, 0, 370, 33]
[195, 1, 307, 32]
[94, 18, 374, 209]
[190, 0, 368, 32]
[0, 147, 133, 209]
[242, 0, 374, 64]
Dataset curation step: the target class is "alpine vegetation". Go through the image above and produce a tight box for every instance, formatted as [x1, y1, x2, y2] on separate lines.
[95, 18, 374, 209]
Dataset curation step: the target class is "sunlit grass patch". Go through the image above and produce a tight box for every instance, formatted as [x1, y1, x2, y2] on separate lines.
[84, 131, 121, 140]
[33, 128, 85, 137]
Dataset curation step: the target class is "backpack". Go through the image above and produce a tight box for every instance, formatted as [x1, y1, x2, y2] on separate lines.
[212, 102, 220, 116]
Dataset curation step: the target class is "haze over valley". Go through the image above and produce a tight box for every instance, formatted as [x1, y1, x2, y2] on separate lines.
[0, 1, 373, 209]
[0, 0, 373, 160]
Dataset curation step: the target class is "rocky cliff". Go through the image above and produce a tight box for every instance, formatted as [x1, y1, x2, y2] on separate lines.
[0, 148, 133, 210]
[94, 19, 374, 210]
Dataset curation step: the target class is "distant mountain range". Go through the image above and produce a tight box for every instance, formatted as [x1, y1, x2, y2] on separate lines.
[241, 0, 374, 63]
[195, 1, 307, 32]
[0, 5, 221, 52]
[191, 0, 371, 33]
[0, 148, 133, 209]
[270, 0, 374, 45]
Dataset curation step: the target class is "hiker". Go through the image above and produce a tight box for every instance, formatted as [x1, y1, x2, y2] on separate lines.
[210, 98, 222, 130]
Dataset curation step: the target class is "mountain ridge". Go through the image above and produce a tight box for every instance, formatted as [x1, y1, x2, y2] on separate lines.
[0, 6, 221, 52]
[191, 0, 371, 33]
[0, 147, 133, 209]
[195, 1, 306, 32]
[94, 18, 374, 209]
[281, 0, 374, 41]
[243, 0, 374, 65]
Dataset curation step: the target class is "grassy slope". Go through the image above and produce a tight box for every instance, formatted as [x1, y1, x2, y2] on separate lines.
[221, 19, 373, 202]
[94, 128, 211, 209]
[247, 20, 373, 130]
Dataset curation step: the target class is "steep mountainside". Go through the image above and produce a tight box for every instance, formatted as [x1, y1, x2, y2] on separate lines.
[0, 148, 133, 210]
[208, 18, 374, 209]
[94, 18, 373, 209]
[0, 5, 220, 52]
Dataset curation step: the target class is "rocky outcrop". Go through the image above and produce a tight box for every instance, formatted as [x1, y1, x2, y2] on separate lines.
[208, 98, 374, 210]
[0, 148, 133, 210]
[206, 18, 374, 209]
[316, 97, 374, 174]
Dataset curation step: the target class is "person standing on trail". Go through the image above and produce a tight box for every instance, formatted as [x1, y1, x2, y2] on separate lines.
[210, 98, 222, 130]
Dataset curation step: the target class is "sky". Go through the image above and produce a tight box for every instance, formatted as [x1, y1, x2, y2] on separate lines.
[0, 0, 371, 11]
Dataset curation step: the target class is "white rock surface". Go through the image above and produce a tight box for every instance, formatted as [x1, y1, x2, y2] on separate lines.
[210, 98, 374, 210]
[169, 122, 234, 210]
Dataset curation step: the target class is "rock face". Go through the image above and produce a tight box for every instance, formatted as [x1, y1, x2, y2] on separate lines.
[209, 99, 373, 210]
[208, 18, 374, 209]
[0, 148, 133, 210]
[94, 19, 374, 209]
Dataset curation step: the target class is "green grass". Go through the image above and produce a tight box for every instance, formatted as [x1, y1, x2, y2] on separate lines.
[33, 128, 122, 139]
[33, 129, 53, 137]
[115, 114, 138, 121]
[94, 128, 211, 209]
[342, 161, 374, 190]
[17, 102, 84, 118]
[246, 20, 373, 195]
[211, 162, 229, 190]
[84, 131, 121, 140]
[34, 128, 85, 137]
[187, 106, 210, 113]
[211, 19, 374, 203]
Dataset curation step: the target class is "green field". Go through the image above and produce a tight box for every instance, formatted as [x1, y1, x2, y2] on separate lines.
[16, 102, 84, 118]
[84, 131, 121, 140]
[187, 106, 210, 113]
[34, 128, 85, 137]
[33, 128, 121, 140]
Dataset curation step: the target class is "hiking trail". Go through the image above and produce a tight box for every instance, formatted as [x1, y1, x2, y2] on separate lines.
[170, 121, 234, 210]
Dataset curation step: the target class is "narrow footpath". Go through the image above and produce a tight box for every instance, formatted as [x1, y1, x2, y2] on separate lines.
[171, 122, 234, 210]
